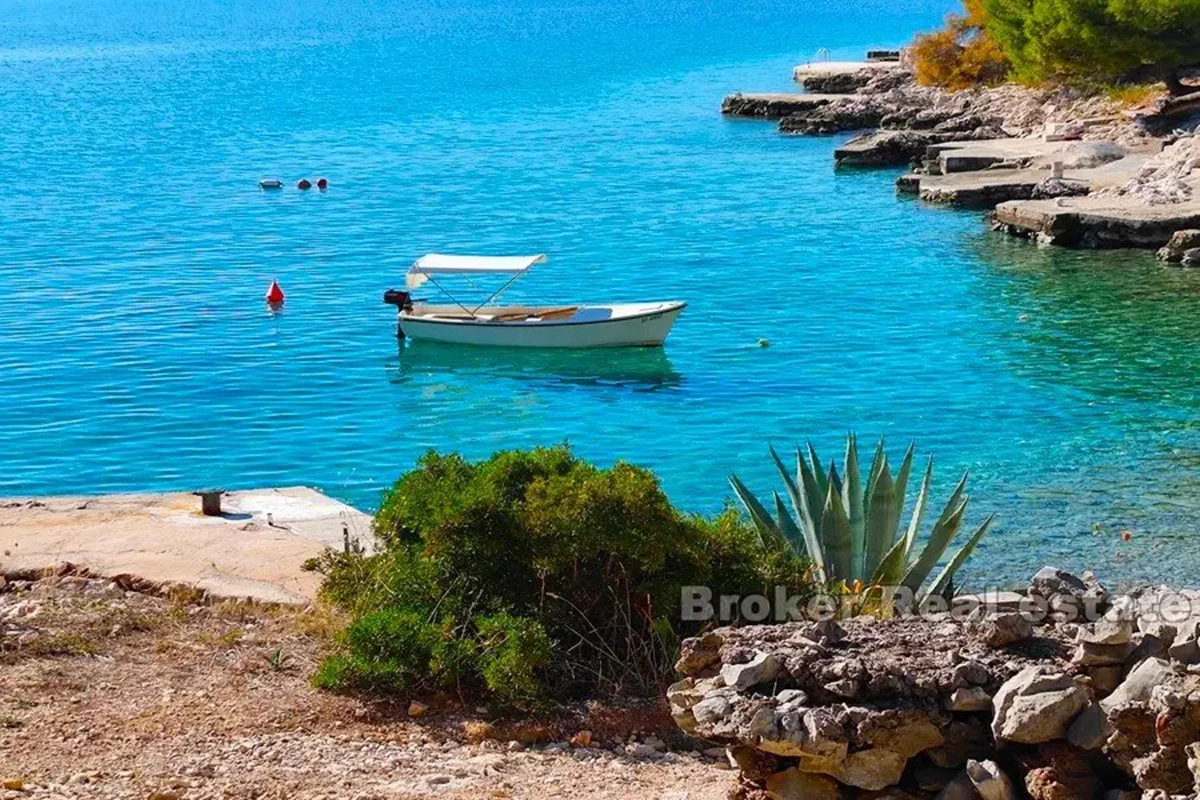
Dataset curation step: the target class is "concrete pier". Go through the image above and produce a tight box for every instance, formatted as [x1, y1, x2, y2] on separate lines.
[0, 487, 374, 604]
[992, 196, 1200, 248]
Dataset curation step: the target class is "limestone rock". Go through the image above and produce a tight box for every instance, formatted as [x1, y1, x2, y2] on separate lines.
[829, 747, 906, 791]
[756, 707, 848, 769]
[1022, 742, 1102, 800]
[1101, 657, 1173, 712]
[764, 767, 840, 800]
[1066, 702, 1112, 750]
[676, 631, 723, 674]
[799, 69, 880, 95]
[722, 650, 782, 692]
[1156, 229, 1200, 262]
[834, 129, 940, 167]
[1078, 616, 1133, 646]
[692, 693, 733, 727]
[967, 758, 1018, 800]
[1054, 141, 1127, 169]
[1088, 665, 1123, 695]
[1167, 619, 1200, 664]
[729, 745, 784, 782]
[946, 686, 993, 712]
[1030, 177, 1089, 200]
[981, 612, 1034, 647]
[1071, 640, 1134, 666]
[858, 712, 945, 758]
[991, 666, 1090, 744]
[1029, 566, 1088, 600]
[1102, 659, 1200, 793]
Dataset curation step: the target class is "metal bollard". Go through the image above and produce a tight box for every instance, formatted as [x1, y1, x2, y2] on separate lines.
[196, 489, 224, 516]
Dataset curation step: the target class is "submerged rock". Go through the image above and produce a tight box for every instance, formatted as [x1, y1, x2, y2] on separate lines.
[1156, 228, 1200, 262]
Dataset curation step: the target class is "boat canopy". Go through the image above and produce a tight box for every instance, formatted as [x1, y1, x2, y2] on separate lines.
[407, 253, 547, 288]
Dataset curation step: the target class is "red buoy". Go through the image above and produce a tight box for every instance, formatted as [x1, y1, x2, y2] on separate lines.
[316, 177, 328, 190]
[297, 178, 312, 190]
[265, 279, 285, 305]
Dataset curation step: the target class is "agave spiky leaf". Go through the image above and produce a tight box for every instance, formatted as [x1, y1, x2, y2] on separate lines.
[902, 457, 935, 559]
[871, 532, 909, 586]
[729, 474, 785, 552]
[864, 435, 887, 514]
[863, 458, 896, 577]
[770, 446, 827, 580]
[806, 441, 827, 499]
[773, 491, 805, 555]
[901, 496, 968, 593]
[820, 468, 853, 581]
[921, 513, 995, 603]
[733, 435, 993, 606]
[795, 448, 825, 542]
[889, 442, 915, 539]
[842, 434, 866, 578]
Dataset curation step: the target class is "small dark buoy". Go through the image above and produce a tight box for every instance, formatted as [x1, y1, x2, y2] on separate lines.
[266, 279, 285, 305]
[297, 178, 312, 190]
[316, 177, 328, 191]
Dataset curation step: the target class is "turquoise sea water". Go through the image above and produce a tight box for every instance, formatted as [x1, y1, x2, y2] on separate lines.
[2, 0, 1199, 587]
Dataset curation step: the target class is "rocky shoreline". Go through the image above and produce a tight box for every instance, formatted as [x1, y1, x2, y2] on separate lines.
[723, 60, 1200, 252]
[670, 567, 1200, 799]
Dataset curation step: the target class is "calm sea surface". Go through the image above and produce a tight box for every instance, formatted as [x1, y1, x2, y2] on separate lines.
[2, 0, 1199, 586]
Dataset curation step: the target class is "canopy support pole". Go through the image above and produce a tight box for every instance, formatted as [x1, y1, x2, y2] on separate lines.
[471, 271, 524, 314]
[424, 273, 477, 318]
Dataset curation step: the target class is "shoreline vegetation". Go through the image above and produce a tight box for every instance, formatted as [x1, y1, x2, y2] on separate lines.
[4, 442, 1200, 798]
[722, 0, 1200, 253]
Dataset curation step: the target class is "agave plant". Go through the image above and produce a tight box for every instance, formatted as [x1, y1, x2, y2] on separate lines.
[729, 433, 993, 603]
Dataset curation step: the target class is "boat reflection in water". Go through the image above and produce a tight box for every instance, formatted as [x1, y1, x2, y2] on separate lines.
[393, 339, 683, 393]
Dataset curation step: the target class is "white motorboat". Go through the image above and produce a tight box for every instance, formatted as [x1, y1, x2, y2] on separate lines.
[383, 253, 685, 348]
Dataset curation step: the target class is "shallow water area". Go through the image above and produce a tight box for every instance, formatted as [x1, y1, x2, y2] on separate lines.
[1, 0, 1199, 587]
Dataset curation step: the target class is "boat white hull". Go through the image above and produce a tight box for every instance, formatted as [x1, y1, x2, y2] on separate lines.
[399, 302, 685, 348]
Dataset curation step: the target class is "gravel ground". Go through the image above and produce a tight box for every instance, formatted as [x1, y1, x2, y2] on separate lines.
[0, 574, 733, 800]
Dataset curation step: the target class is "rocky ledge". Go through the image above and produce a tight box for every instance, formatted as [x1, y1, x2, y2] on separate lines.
[723, 53, 1200, 251]
[669, 568, 1200, 799]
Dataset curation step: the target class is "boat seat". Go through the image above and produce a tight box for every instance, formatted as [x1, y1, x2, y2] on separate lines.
[568, 307, 612, 323]
[490, 306, 578, 322]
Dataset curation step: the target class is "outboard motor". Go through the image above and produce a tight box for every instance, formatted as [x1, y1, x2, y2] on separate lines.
[383, 289, 414, 339]
[383, 288, 413, 311]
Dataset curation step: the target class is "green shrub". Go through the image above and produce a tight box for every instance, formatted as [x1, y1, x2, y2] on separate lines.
[312, 608, 439, 694]
[475, 613, 552, 707]
[312, 445, 814, 708]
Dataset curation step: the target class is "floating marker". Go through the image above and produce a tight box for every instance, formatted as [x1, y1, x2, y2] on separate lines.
[266, 279, 285, 305]
[259, 178, 283, 190]
[297, 178, 312, 190]
[316, 177, 328, 190]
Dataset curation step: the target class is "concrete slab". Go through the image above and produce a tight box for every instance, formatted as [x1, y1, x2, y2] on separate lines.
[792, 61, 898, 79]
[721, 93, 854, 119]
[0, 487, 375, 604]
[905, 154, 1152, 209]
[993, 195, 1200, 248]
